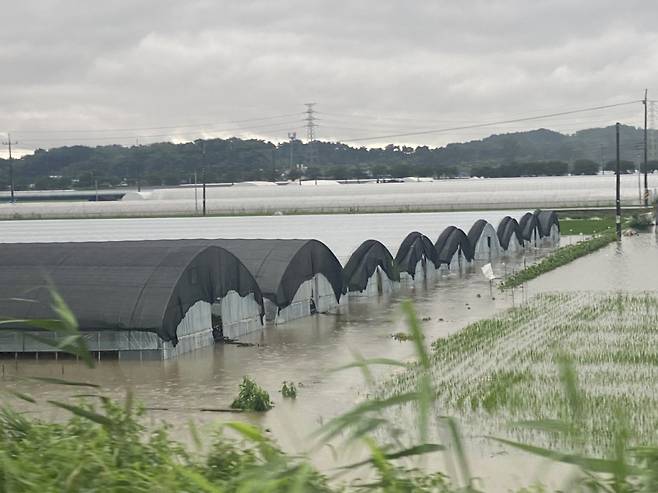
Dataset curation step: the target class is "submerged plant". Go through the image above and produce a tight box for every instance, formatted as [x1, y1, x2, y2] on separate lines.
[280, 381, 297, 399]
[391, 331, 415, 342]
[230, 377, 273, 412]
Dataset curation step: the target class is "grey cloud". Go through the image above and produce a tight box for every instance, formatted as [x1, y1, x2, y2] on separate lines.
[1, 0, 656, 155]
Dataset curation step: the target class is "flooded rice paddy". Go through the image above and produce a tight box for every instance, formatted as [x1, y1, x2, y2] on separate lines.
[0, 210, 656, 491]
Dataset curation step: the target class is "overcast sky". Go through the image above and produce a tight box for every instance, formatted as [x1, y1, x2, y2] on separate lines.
[1, 0, 656, 157]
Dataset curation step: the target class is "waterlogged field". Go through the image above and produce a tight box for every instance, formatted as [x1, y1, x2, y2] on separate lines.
[386, 291, 658, 453]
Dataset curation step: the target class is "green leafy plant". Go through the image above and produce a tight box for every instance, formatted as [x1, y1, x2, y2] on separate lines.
[280, 381, 297, 399]
[230, 377, 273, 412]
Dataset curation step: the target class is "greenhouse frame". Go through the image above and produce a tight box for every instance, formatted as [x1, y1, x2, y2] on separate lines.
[395, 232, 440, 284]
[343, 240, 400, 297]
[467, 219, 501, 261]
[435, 226, 474, 270]
[535, 210, 561, 247]
[519, 212, 540, 247]
[497, 216, 524, 254]
[0, 241, 265, 359]
[207, 239, 344, 324]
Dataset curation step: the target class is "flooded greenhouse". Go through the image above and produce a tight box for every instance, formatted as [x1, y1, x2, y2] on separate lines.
[342, 240, 400, 298]
[0, 210, 563, 360]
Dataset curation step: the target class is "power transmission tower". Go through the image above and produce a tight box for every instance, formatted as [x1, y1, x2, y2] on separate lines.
[2, 133, 18, 203]
[304, 103, 319, 176]
[304, 103, 317, 141]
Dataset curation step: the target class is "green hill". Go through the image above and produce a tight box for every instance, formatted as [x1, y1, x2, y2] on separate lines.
[1, 125, 656, 190]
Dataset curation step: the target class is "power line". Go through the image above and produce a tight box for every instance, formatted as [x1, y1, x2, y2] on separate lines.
[6, 111, 306, 135]
[339, 100, 642, 143]
[17, 120, 305, 145]
[317, 99, 641, 126]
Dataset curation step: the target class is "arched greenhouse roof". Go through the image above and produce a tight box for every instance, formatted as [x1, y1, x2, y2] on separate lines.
[0, 242, 264, 345]
[395, 232, 439, 277]
[467, 219, 495, 247]
[206, 239, 344, 309]
[343, 240, 399, 293]
[519, 212, 539, 241]
[497, 216, 524, 250]
[435, 226, 474, 264]
[535, 210, 560, 238]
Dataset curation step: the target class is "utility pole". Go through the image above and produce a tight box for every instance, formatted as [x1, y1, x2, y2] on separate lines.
[194, 170, 199, 214]
[615, 122, 622, 240]
[201, 141, 207, 216]
[599, 144, 605, 175]
[643, 89, 649, 206]
[288, 132, 296, 169]
[2, 133, 17, 203]
[650, 101, 656, 162]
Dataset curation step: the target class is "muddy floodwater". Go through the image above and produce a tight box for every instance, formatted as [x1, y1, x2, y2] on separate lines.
[0, 214, 656, 491]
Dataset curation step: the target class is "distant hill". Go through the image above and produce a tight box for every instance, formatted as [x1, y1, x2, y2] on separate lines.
[1, 125, 656, 191]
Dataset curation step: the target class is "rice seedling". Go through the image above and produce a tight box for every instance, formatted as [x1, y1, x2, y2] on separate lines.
[384, 292, 658, 455]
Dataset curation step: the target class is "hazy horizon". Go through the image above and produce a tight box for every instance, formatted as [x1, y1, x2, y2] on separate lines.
[2, 1, 657, 157]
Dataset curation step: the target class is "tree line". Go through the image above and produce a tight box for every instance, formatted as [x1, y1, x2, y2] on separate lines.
[1, 125, 657, 191]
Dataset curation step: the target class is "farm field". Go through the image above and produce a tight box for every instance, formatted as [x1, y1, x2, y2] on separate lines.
[386, 291, 658, 453]
[558, 217, 615, 235]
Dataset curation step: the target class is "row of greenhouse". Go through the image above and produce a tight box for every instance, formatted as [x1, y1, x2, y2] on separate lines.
[0, 210, 560, 359]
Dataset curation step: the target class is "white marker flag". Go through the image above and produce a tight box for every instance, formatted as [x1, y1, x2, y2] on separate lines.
[481, 263, 496, 281]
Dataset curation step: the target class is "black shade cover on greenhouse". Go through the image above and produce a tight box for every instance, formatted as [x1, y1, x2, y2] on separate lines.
[467, 219, 492, 247]
[395, 232, 439, 277]
[157, 239, 344, 309]
[519, 212, 539, 241]
[435, 226, 474, 264]
[535, 210, 560, 238]
[0, 242, 264, 345]
[497, 216, 524, 250]
[343, 240, 399, 293]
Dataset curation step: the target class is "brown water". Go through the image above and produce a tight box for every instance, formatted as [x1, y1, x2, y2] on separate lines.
[2, 233, 656, 491]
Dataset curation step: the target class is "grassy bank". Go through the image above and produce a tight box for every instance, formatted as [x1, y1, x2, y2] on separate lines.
[500, 232, 616, 289]
[559, 217, 615, 235]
